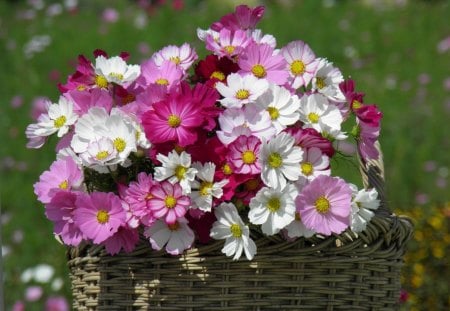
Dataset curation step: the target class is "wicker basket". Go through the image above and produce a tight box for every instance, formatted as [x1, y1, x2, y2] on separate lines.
[67, 144, 413, 310]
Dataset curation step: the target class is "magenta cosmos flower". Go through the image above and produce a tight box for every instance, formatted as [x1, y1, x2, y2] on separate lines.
[148, 181, 190, 224]
[142, 92, 204, 146]
[296, 175, 352, 235]
[34, 157, 83, 204]
[239, 42, 288, 85]
[211, 4, 265, 32]
[74, 192, 126, 244]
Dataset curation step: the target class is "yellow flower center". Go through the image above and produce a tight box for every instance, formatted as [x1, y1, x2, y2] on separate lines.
[315, 77, 326, 89]
[164, 195, 177, 209]
[267, 107, 280, 120]
[167, 114, 181, 128]
[210, 71, 225, 81]
[145, 193, 153, 201]
[307, 112, 320, 124]
[155, 78, 169, 86]
[224, 45, 235, 55]
[251, 64, 266, 78]
[267, 197, 281, 212]
[168, 222, 180, 231]
[199, 181, 213, 196]
[352, 100, 363, 110]
[95, 75, 108, 88]
[295, 212, 301, 221]
[222, 163, 233, 175]
[314, 196, 330, 214]
[174, 165, 187, 180]
[96, 210, 110, 224]
[301, 162, 314, 176]
[241, 150, 256, 164]
[268, 152, 283, 168]
[113, 138, 126, 153]
[244, 179, 259, 191]
[53, 116, 67, 129]
[108, 72, 124, 81]
[235, 89, 250, 100]
[230, 223, 242, 238]
[290, 60, 306, 75]
[77, 85, 87, 91]
[58, 180, 69, 190]
[96, 150, 109, 160]
[169, 56, 181, 65]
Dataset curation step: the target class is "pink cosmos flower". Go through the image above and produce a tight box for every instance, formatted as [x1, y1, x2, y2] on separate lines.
[74, 192, 126, 244]
[45, 296, 69, 311]
[281, 40, 319, 89]
[296, 175, 352, 235]
[148, 181, 190, 224]
[239, 43, 288, 85]
[31, 96, 50, 120]
[211, 5, 265, 32]
[120, 172, 156, 227]
[227, 135, 261, 174]
[287, 127, 335, 158]
[45, 191, 84, 246]
[299, 147, 330, 181]
[142, 92, 203, 146]
[34, 157, 83, 204]
[355, 121, 380, 161]
[205, 28, 251, 59]
[25, 286, 43, 302]
[66, 88, 113, 115]
[137, 59, 183, 90]
[102, 8, 119, 23]
[12, 301, 25, 311]
[103, 226, 140, 255]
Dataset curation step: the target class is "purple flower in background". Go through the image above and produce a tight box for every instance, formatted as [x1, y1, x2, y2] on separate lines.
[45, 296, 70, 311]
[10, 95, 23, 109]
[102, 8, 119, 23]
[25, 285, 43, 302]
[12, 301, 25, 311]
[437, 36, 450, 53]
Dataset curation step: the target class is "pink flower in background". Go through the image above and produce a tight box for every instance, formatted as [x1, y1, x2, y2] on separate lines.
[74, 192, 126, 244]
[437, 35, 450, 53]
[102, 8, 119, 23]
[10, 95, 23, 109]
[25, 285, 43, 302]
[12, 300, 25, 311]
[34, 157, 83, 204]
[296, 175, 352, 235]
[45, 296, 69, 311]
[148, 181, 190, 224]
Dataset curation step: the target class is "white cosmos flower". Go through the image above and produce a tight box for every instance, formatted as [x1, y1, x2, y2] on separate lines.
[71, 107, 109, 154]
[190, 162, 228, 212]
[197, 27, 219, 42]
[152, 43, 198, 71]
[260, 132, 303, 190]
[112, 109, 151, 150]
[79, 137, 118, 171]
[216, 106, 276, 145]
[299, 147, 330, 181]
[255, 83, 300, 134]
[154, 151, 197, 193]
[144, 218, 195, 255]
[312, 58, 345, 102]
[94, 55, 140, 86]
[216, 73, 269, 108]
[248, 184, 297, 235]
[298, 93, 343, 134]
[285, 212, 315, 238]
[31, 96, 78, 138]
[349, 184, 380, 233]
[251, 29, 277, 48]
[210, 202, 257, 261]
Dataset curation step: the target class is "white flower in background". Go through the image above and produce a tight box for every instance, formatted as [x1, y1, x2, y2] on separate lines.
[299, 147, 330, 181]
[349, 184, 380, 232]
[51, 277, 64, 291]
[154, 151, 198, 193]
[298, 93, 343, 134]
[284, 212, 315, 238]
[20, 264, 54, 284]
[260, 132, 303, 190]
[94, 55, 140, 86]
[144, 218, 195, 255]
[210, 202, 257, 261]
[24, 35, 51, 59]
[248, 184, 297, 235]
[190, 162, 228, 212]
[255, 83, 300, 134]
[216, 73, 269, 108]
[312, 58, 345, 102]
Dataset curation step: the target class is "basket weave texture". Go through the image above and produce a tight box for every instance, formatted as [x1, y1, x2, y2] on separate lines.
[67, 145, 413, 310]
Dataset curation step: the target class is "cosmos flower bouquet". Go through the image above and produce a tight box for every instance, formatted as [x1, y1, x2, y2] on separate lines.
[26, 5, 383, 261]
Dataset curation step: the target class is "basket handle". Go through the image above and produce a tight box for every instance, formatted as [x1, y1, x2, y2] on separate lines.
[358, 141, 391, 217]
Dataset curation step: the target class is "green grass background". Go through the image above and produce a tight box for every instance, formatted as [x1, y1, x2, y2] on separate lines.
[1, 0, 449, 310]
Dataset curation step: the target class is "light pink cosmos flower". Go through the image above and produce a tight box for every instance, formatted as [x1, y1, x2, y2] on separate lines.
[148, 181, 190, 224]
[138, 59, 184, 90]
[74, 192, 126, 244]
[281, 40, 319, 89]
[206, 28, 251, 59]
[152, 43, 198, 71]
[299, 147, 330, 181]
[296, 175, 352, 236]
[45, 296, 69, 311]
[144, 217, 195, 255]
[227, 135, 262, 174]
[34, 157, 83, 204]
[238, 43, 288, 85]
[355, 120, 380, 161]
[25, 286, 43, 302]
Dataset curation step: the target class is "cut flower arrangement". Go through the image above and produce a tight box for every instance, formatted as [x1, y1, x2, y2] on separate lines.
[26, 5, 383, 261]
